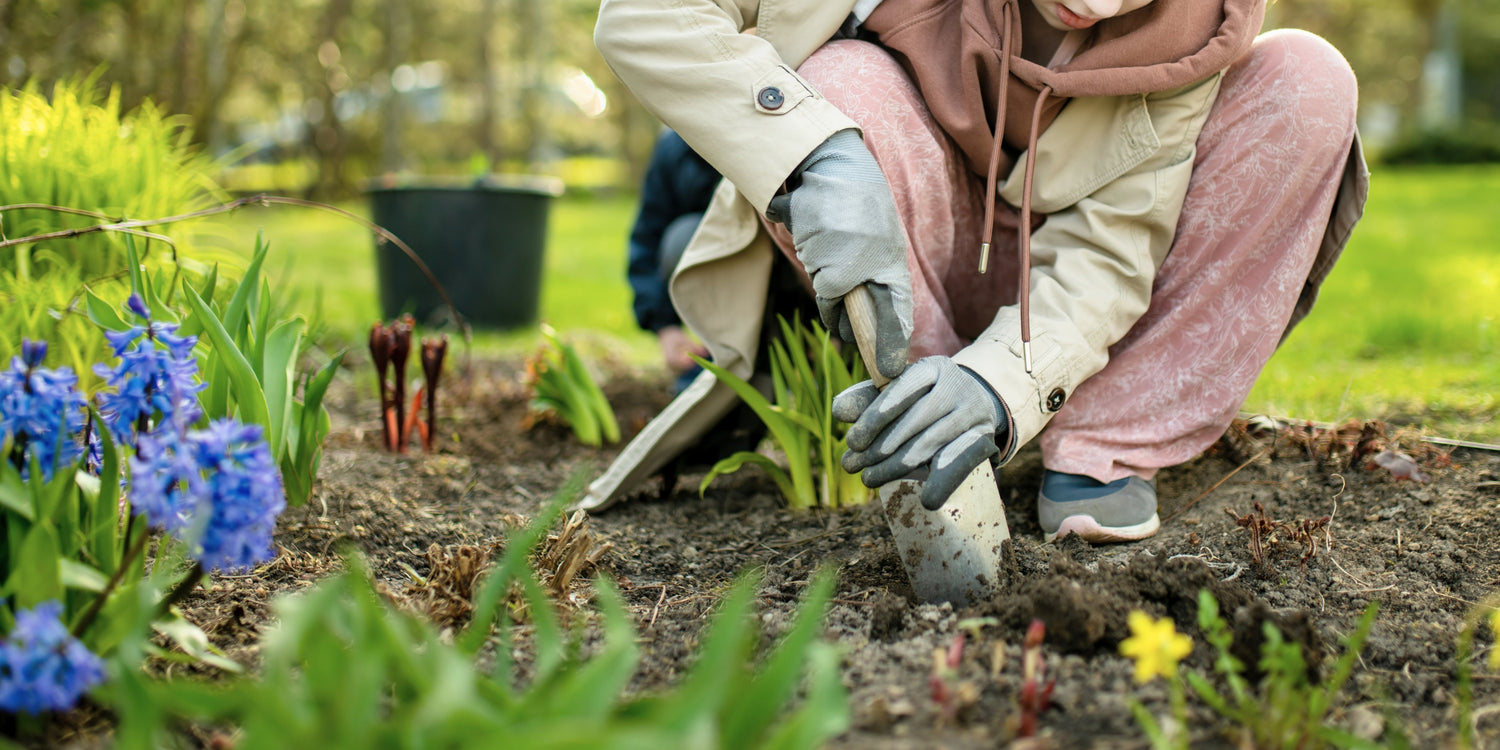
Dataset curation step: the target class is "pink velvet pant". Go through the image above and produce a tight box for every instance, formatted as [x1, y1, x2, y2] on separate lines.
[766, 30, 1360, 482]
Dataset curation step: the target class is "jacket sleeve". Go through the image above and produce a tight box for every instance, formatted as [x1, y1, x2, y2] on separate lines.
[595, 0, 861, 212]
[952, 75, 1223, 459]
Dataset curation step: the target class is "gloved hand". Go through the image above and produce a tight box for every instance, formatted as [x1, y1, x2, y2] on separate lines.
[766, 129, 912, 380]
[833, 357, 1010, 510]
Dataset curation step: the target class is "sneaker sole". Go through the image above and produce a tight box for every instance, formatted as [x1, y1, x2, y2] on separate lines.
[1044, 513, 1161, 544]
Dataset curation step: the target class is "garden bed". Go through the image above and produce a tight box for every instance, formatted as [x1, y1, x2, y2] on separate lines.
[175, 357, 1499, 748]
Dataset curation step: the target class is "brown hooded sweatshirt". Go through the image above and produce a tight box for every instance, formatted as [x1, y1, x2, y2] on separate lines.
[863, 0, 1266, 366]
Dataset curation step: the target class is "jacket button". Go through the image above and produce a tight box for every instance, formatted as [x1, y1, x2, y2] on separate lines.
[1046, 388, 1066, 412]
[757, 86, 785, 110]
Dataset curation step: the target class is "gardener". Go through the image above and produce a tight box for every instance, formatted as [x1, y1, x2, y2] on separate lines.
[626, 128, 721, 394]
[583, 0, 1367, 543]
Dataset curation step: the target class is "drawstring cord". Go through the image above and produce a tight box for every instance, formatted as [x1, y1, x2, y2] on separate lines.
[1018, 85, 1051, 374]
[977, 0, 1047, 374]
[978, 0, 1014, 276]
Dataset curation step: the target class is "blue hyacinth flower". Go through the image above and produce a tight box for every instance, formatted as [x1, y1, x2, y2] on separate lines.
[93, 296, 205, 444]
[0, 601, 107, 715]
[130, 419, 285, 572]
[0, 339, 87, 481]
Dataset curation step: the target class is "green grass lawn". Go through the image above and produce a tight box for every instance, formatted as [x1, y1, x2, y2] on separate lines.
[205, 191, 659, 365]
[207, 165, 1498, 442]
[1246, 165, 1498, 441]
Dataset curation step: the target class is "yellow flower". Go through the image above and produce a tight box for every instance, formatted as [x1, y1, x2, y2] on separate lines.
[1119, 611, 1193, 684]
[1489, 609, 1500, 671]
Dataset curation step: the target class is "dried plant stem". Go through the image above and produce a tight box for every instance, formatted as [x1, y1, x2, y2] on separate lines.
[157, 562, 207, 617]
[1164, 441, 1276, 524]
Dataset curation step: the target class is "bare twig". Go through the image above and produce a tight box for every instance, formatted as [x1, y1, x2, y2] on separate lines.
[0, 195, 471, 340]
[1166, 441, 1276, 523]
[648, 585, 668, 629]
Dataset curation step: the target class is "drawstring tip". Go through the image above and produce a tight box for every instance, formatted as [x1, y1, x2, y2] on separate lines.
[978, 243, 990, 274]
[1022, 340, 1033, 374]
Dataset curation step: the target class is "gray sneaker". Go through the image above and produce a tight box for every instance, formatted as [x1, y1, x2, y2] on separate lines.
[1037, 470, 1160, 543]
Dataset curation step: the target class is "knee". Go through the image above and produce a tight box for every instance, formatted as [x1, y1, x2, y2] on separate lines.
[1250, 29, 1359, 127]
[796, 40, 917, 112]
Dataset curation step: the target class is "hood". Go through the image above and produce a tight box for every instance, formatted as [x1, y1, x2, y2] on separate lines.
[866, 0, 1266, 172]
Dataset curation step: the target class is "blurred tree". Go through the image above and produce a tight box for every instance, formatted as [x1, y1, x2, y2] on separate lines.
[33, 1, 1495, 190]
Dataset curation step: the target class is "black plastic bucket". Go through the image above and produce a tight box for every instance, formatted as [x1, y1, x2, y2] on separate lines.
[368, 175, 564, 329]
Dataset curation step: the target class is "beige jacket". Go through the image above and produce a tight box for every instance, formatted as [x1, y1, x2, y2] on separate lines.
[582, 0, 1363, 510]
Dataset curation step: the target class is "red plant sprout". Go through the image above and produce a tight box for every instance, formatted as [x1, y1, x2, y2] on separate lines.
[929, 631, 965, 722]
[368, 323, 394, 450]
[1017, 619, 1054, 738]
[388, 315, 414, 452]
[369, 319, 445, 453]
[420, 336, 448, 451]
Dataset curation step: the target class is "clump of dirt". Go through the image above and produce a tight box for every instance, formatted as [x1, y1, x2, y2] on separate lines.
[144, 356, 1500, 748]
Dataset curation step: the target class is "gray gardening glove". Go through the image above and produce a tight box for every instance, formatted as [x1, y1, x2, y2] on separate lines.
[766, 129, 912, 380]
[833, 357, 1010, 510]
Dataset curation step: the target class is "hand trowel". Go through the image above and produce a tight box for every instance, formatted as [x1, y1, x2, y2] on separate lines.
[845, 286, 1010, 607]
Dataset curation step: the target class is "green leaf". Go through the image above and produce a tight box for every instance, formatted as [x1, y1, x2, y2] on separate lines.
[534, 361, 602, 446]
[692, 356, 795, 459]
[700, 452, 799, 507]
[11, 522, 63, 608]
[143, 266, 179, 324]
[60, 558, 108, 592]
[534, 578, 640, 721]
[261, 317, 305, 462]
[0, 467, 33, 521]
[250, 277, 275, 377]
[176, 264, 219, 340]
[89, 410, 123, 572]
[520, 572, 566, 686]
[83, 288, 132, 332]
[655, 571, 760, 733]
[557, 338, 619, 445]
[221, 234, 269, 344]
[753, 642, 851, 750]
[124, 234, 146, 302]
[294, 351, 343, 471]
[722, 569, 837, 749]
[183, 283, 271, 431]
[153, 616, 246, 673]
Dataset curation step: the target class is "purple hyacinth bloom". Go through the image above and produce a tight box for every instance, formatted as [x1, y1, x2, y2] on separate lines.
[19, 339, 46, 369]
[129, 419, 285, 571]
[124, 293, 151, 321]
[0, 340, 87, 480]
[0, 601, 107, 715]
[93, 314, 205, 444]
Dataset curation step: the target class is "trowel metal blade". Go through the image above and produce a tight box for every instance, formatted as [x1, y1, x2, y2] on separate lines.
[879, 461, 1010, 607]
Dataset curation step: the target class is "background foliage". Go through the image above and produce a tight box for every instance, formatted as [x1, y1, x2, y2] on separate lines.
[2, 0, 1496, 200]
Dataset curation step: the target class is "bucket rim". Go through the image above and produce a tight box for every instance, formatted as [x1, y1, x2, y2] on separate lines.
[365, 173, 565, 197]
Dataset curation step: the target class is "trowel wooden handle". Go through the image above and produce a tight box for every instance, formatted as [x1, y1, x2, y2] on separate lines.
[845, 285, 890, 388]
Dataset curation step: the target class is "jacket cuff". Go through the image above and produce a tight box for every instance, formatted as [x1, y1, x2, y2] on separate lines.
[949, 308, 1074, 464]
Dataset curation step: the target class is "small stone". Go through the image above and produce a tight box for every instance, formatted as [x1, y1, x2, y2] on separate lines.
[1346, 706, 1384, 740]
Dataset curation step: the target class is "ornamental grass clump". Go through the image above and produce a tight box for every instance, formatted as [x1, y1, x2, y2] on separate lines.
[522, 324, 619, 447]
[696, 313, 871, 509]
[0, 77, 226, 395]
[109, 490, 849, 749]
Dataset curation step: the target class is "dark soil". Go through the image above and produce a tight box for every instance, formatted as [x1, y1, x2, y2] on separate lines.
[169, 357, 1499, 749]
